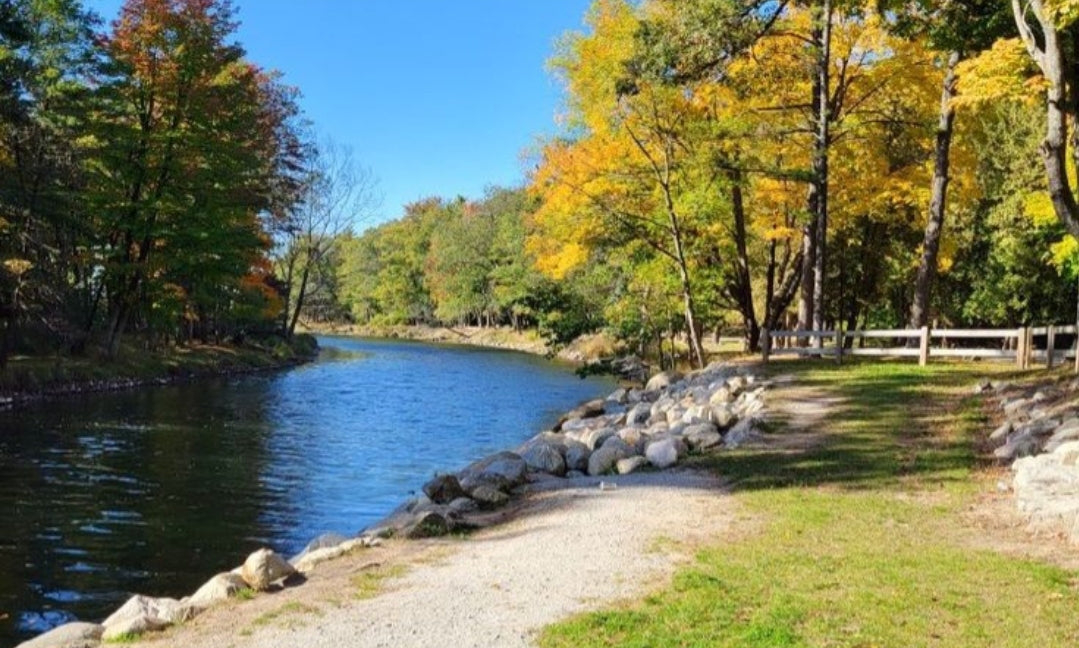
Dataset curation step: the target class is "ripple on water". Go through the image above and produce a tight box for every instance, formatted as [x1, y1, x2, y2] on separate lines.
[0, 337, 616, 645]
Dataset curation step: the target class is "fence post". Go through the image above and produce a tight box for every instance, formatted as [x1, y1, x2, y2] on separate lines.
[1016, 327, 1026, 369]
[1022, 327, 1033, 369]
[918, 326, 930, 367]
[1047, 325, 1056, 369]
[835, 329, 844, 365]
[762, 328, 771, 363]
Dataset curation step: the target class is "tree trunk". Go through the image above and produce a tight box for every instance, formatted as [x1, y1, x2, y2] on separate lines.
[910, 51, 960, 330]
[797, 223, 815, 336]
[288, 256, 313, 338]
[811, 0, 833, 347]
[1012, 0, 1079, 239]
[727, 170, 760, 351]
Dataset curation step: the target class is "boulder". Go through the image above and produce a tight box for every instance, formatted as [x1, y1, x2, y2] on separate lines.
[608, 387, 629, 404]
[646, 371, 683, 392]
[988, 421, 1013, 442]
[645, 437, 687, 469]
[560, 417, 593, 434]
[469, 484, 510, 508]
[1002, 398, 1031, 418]
[617, 456, 649, 475]
[684, 423, 723, 451]
[649, 396, 675, 421]
[566, 470, 587, 479]
[579, 427, 618, 451]
[725, 418, 761, 448]
[102, 615, 170, 642]
[563, 440, 591, 472]
[709, 387, 733, 405]
[711, 404, 735, 429]
[665, 407, 686, 425]
[618, 427, 647, 454]
[727, 375, 749, 393]
[403, 511, 450, 539]
[681, 405, 711, 425]
[188, 572, 248, 606]
[644, 422, 670, 437]
[1012, 442, 1079, 543]
[626, 402, 652, 426]
[292, 537, 374, 572]
[15, 622, 102, 648]
[520, 441, 567, 476]
[555, 399, 606, 430]
[102, 595, 196, 640]
[1046, 418, 1079, 452]
[588, 437, 634, 476]
[301, 532, 349, 555]
[423, 474, 467, 504]
[240, 548, 297, 591]
[448, 497, 480, 514]
[458, 451, 529, 492]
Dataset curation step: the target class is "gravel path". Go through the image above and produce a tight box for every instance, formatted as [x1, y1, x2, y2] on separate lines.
[148, 471, 731, 648]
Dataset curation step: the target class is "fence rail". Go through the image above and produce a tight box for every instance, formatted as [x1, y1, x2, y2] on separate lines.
[762, 324, 1079, 370]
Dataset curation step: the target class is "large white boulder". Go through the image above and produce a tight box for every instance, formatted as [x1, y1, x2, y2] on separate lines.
[646, 370, 683, 392]
[240, 548, 296, 591]
[15, 622, 102, 648]
[188, 571, 248, 607]
[102, 594, 196, 640]
[588, 437, 634, 476]
[645, 436, 687, 469]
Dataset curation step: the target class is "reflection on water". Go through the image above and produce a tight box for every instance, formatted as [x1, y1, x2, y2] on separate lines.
[0, 337, 614, 645]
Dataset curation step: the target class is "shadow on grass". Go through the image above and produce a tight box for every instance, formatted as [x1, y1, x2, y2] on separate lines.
[688, 360, 997, 492]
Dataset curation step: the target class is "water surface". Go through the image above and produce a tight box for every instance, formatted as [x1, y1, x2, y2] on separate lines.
[0, 337, 614, 645]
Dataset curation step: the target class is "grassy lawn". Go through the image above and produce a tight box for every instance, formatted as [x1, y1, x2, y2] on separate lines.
[541, 361, 1079, 648]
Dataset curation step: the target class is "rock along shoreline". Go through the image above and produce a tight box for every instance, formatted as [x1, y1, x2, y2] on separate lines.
[979, 375, 1079, 545]
[17, 359, 772, 648]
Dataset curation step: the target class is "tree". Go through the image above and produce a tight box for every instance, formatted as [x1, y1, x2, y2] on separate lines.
[1011, 0, 1079, 240]
[879, 0, 1014, 330]
[88, 0, 304, 355]
[278, 138, 378, 337]
[0, 0, 98, 365]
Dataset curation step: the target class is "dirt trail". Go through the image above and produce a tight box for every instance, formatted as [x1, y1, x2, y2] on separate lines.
[131, 472, 735, 648]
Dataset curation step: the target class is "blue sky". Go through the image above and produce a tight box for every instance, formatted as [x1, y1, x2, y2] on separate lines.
[84, 1, 594, 228]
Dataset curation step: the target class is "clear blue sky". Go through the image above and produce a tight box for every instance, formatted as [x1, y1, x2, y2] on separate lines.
[84, 1, 593, 227]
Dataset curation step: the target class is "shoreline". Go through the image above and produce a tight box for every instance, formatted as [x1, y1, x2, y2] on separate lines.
[299, 322, 620, 364]
[0, 335, 319, 412]
[17, 361, 767, 648]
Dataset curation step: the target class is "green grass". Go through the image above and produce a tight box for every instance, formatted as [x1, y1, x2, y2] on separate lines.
[541, 360, 1079, 648]
[352, 563, 409, 600]
[244, 600, 321, 635]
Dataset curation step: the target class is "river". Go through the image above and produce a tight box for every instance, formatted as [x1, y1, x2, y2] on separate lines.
[0, 337, 615, 646]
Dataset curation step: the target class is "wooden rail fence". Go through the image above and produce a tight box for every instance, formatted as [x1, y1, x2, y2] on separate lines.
[761, 324, 1079, 371]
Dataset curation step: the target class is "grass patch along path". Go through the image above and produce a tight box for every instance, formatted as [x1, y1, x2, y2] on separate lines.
[542, 361, 1079, 648]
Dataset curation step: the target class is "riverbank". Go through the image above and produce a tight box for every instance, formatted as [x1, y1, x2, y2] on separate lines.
[298, 322, 620, 363]
[0, 334, 319, 409]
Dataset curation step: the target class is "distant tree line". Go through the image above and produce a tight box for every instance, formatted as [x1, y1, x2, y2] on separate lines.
[327, 0, 1079, 367]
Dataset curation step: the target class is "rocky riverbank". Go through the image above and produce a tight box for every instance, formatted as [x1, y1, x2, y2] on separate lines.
[980, 374, 1079, 544]
[0, 335, 319, 411]
[17, 360, 770, 648]
[300, 323, 629, 365]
